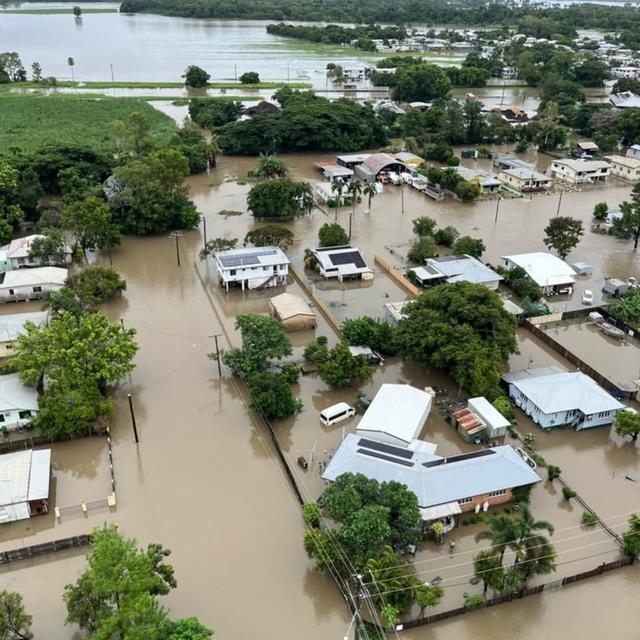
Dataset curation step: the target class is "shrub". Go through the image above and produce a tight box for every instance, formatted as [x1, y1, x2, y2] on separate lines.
[523, 433, 536, 445]
[593, 202, 608, 220]
[547, 465, 562, 481]
[528, 451, 547, 468]
[464, 595, 485, 611]
[280, 362, 300, 384]
[581, 511, 598, 526]
[303, 503, 322, 528]
[318, 222, 349, 247]
[492, 395, 515, 423]
[66, 266, 126, 306]
[562, 486, 577, 500]
[512, 483, 533, 503]
[408, 235, 437, 264]
[433, 225, 459, 247]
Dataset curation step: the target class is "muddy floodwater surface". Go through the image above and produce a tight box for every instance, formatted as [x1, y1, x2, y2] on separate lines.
[1, 150, 640, 639]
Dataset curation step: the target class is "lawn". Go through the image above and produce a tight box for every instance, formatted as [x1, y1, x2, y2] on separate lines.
[0, 94, 176, 153]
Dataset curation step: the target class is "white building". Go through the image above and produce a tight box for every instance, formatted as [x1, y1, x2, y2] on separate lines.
[467, 397, 511, 439]
[501, 252, 576, 294]
[0, 449, 51, 523]
[384, 301, 411, 325]
[0, 310, 48, 358]
[610, 92, 640, 109]
[503, 367, 624, 430]
[0, 373, 38, 432]
[455, 166, 502, 193]
[611, 67, 640, 78]
[626, 144, 640, 161]
[604, 155, 640, 182]
[549, 159, 610, 185]
[356, 383, 433, 447]
[425, 255, 503, 290]
[213, 246, 289, 291]
[0, 235, 72, 273]
[311, 246, 373, 280]
[0, 267, 67, 302]
[498, 167, 553, 192]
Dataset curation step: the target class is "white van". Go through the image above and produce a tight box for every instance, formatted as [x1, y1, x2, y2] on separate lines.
[319, 402, 356, 426]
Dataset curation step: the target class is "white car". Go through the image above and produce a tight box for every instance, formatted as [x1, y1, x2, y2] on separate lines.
[386, 171, 402, 185]
[582, 290, 594, 305]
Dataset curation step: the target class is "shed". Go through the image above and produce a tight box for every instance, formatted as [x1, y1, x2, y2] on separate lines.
[354, 153, 407, 182]
[268, 293, 316, 331]
[356, 383, 432, 447]
[467, 397, 510, 439]
[0, 449, 51, 523]
[501, 252, 576, 293]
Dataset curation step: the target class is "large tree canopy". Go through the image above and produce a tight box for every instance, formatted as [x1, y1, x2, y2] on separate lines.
[396, 282, 517, 396]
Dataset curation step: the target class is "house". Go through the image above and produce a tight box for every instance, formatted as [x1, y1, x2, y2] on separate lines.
[501, 252, 576, 295]
[383, 300, 411, 325]
[268, 292, 316, 331]
[498, 167, 553, 192]
[354, 153, 408, 183]
[424, 255, 503, 290]
[603, 155, 640, 182]
[311, 246, 373, 280]
[0, 373, 38, 432]
[503, 367, 625, 430]
[322, 436, 541, 524]
[0, 449, 51, 523]
[455, 166, 502, 193]
[322, 165, 354, 184]
[488, 106, 529, 126]
[574, 141, 599, 158]
[610, 92, 640, 109]
[213, 246, 289, 292]
[355, 383, 433, 447]
[548, 159, 610, 185]
[409, 264, 447, 288]
[0, 235, 72, 273]
[501, 66, 518, 79]
[467, 397, 511, 439]
[0, 311, 48, 358]
[0, 267, 67, 302]
[611, 66, 640, 79]
[492, 155, 536, 172]
[394, 152, 424, 169]
[626, 144, 640, 161]
[336, 154, 370, 170]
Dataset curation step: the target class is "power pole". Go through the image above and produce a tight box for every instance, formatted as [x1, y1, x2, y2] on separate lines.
[169, 231, 182, 266]
[201, 216, 208, 251]
[494, 196, 501, 223]
[348, 211, 353, 240]
[110, 63, 115, 82]
[556, 189, 564, 217]
[127, 393, 139, 443]
[210, 334, 223, 376]
[353, 575, 363, 640]
[400, 184, 404, 215]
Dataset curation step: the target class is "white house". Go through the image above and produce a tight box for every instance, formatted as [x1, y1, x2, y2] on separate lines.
[548, 159, 610, 185]
[0, 235, 72, 273]
[498, 167, 553, 192]
[213, 246, 289, 292]
[383, 301, 411, 325]
[0, 449, 51, 523]
[611, 66, 640, 79]
[626, 144, 640, 161]
[603, 155, 640, 182]
[355, 383, 433, 447]
[311, 246, 373, 280]
[0, 310, 48, 358]
[501, 252, 576, 294]
[0, 267, 67, 302]
[0, 373, 38, 432]
[503, 367, 624, 430]
[610, 92, 640, 109]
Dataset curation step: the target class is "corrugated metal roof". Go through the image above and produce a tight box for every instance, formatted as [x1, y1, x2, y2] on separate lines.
[269, 293, 315, 320]
[28, 449, 51, 501]
[360, 153, 407, 176]
[0, 267, 67, 288]
[0, 374, 38, 413]
[0, 450, 32, 506]
[0, 311, 48, 343]
[501, 252, 576, 288]
[467, 397, 511, 430]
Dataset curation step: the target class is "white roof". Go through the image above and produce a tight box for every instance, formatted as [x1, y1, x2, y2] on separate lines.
[384, 301, 410, 322]
[501, 252, 576, 287]
[503, 369, 624, 415]
[269, 293, 314, 320]
[467, 397, 511, 430]
[0, 373, 38, 413]
[0, 267, 68, 288]
[312, 246, 372, 277]
[577, 141, 598, 150]
[323, 165, 354, 178]
[551, 158, 610, 172]
[428, 255, 503, 285]
[455, 166, 501, 187]
[356, 383, 432, 445]
[420, 502, 462, 521]
[604, 155, 640, 169]
[0, 311, 47, 343]
[0, 449, 50, 524]
[0, 235, 68, 261]
[28, 449, 51, 501]
[215, 246, 289, 270]
[501, 167, 552, 182]
[0, 450, 31, 506]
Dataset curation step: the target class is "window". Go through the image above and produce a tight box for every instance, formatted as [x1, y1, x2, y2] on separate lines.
[8, 289, 14, 296]
[489, 489, 507, 497]
[0, 415, 4, 423]
[18, 410, 31, 420]
[458, 497, 474, 505]
[230, 270, 236, 276]
[32, 286, 42, 293]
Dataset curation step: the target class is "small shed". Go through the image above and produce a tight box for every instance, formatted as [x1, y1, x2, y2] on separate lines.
[467, 397, 511, 439]
[0, 449, 51, 523]
[451, 407, 486, 443]
[268, 293, 316, 331]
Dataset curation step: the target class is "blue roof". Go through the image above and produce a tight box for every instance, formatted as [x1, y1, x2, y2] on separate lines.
[322, 435, 541, 508]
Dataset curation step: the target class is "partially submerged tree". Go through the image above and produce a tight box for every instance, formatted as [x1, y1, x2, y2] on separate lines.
[183, 65, 210, 88]
[249, 154, 288, 179]
[316, 342, 374, 388]
[341, 316, 398, 355]
[28, 228, 68, 266]
[619, 183, 640, 249]
[247, 178, 313, 219]
[200, 237, 238, 259]
[543, 216, 584, 259]
[244, 224, 294, 249]
[318, 222, 349, 248]
[614, 410, 640, 441]
[0, 590, 33, 640]
[66, 266, 127, 307]
[452, 235, 485, 258]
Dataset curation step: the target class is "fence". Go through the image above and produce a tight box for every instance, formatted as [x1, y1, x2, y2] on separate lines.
[289, 265, 342, 336]
[520, 319, 633, 398]
[0, 428, 107, 455]
[373, 255, 421, 298]
[0, 534, 91, 565]
[400, 556, 634, 629]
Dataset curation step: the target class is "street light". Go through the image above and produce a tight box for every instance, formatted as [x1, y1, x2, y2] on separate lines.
[169, 231, 183, 267]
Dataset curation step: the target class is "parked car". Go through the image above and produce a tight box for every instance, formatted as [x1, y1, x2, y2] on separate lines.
[582, 289, 594, 305]
[319, 402, 356, 426]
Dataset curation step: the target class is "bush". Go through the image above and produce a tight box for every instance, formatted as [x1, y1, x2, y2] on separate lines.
[547, 464, 562, 481]
[303, 503, 322, 528]
[239, 71, 260, 84]
[528, 451, 547, 468]
[317, 342, 375, 388]
[408, 235, 437, 264]
[562, 486, 577, 500]
[342, 316, 398, 355]
[280, 362, 300, 384]
[66, 266, 126, 306]
[452, 235, 485, 258]
[492, 395, 515, 423]
[183, 65, 210, 88]
[318, 222, 349, 247]
[512, 483, 533, 503]
[581, 511, 598, 526]
[303, 336, 329, 364]
[592, 202, 608, 220]
[433, 225, 459, 247]
[464, 595, 485, 611]
[523, 433, 535, 445]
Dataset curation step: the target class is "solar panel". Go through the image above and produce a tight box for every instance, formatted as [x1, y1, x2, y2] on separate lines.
[329, 251, 366, 268]
[358, 438, 414, 460]
[218, 248, 278, 268]
[445, 449, 496, 464]
[357, 449, 414, 467]
[423, 459, 445, 468]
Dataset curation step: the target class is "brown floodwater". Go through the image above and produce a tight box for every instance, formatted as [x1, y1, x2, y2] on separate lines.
[2, 148, 640, 639]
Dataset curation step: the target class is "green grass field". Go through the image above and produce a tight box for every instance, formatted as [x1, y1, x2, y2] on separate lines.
[0, 95, 176, 153]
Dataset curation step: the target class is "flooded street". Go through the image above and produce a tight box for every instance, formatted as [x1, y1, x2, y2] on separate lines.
[0, 139, 639, 636]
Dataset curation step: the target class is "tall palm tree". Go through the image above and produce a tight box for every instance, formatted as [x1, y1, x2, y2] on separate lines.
[330, 179, 344, 220]
[362, 181, 377, 213]
[475, 512, 519, 564]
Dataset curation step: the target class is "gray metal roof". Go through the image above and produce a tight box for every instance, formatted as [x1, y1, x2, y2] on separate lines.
[0, 311, 48, 343]
[323, 435, 541, 508]
[429, 255, 503, 285]
[215, 246, 289, 269]
[0, 373, 38, 413]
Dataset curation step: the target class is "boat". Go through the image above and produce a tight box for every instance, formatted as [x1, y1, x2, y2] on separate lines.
[601, 322, 625, 339]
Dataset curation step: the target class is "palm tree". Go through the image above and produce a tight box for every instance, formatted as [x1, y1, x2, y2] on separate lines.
[475, 512, 519, 564]
[363, 181, 377, 213]
[67, 56, 75, 81]
[348, 180, 362, 215]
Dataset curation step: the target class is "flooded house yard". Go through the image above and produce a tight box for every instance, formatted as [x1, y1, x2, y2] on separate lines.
[1, 145, 640, 638]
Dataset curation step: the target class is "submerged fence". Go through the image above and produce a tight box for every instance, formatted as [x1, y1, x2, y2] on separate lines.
[0, 534, 91, 565]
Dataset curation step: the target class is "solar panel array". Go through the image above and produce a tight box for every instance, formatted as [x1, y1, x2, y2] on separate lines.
[218, 248, 278, 268]
[357, 448, 415, 467]
[329, 251, 366, 268]
[422, 448, 495, 468]
[358, 438, 414, 460]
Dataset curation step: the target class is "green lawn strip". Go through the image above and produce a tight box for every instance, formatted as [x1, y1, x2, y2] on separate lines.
[0, 94, 176, 153]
